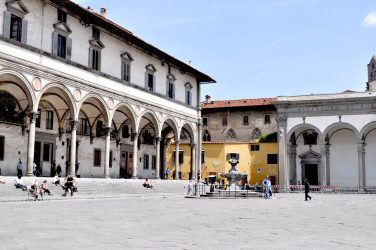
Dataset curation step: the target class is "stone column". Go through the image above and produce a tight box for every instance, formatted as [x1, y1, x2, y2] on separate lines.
[197, 122, 202, 182]
[320, 143, 327, 186]
[26, 112, 39, 176]
[325, 144, 331, 186]
[190, 143, 196, 180]
[277, 114, 288, 188]
[69, 120, 79, 177]
[288, 143, 297, 184]
[155, 137, 161, 179]
[104, 127, 111, 178]
[174, 140, 180, 180]
[357, 140, 366, 190]
[131, 132, 139, 179]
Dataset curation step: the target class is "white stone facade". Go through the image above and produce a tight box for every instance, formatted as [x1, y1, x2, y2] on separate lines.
[276, 90, 376, 188]
[0, 0, 214, 179]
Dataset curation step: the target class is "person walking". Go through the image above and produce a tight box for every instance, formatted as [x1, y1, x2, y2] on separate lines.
[165, 167, 170, 180]
[304, 179, 312, 201]
[56, 163, 62, 177]
[16, 159, 23, 176]
[263, 176, 270, 199]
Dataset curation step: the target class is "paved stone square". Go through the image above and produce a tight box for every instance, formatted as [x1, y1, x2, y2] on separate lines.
[0, 192, 376, 249]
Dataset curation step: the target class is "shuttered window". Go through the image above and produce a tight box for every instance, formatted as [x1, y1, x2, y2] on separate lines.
[167, 81, 174, 99]
[52, 32, 72, 60]
[122, 61, 131, 82]
[143, 154, 149, 169]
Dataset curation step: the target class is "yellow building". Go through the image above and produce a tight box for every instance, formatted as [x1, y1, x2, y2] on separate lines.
[165, 141, 279, 184]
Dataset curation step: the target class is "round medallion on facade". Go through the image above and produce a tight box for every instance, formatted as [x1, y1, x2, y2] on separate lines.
[73, 89, 81, 102]
[107, 98, 114, 110]
[32, 77, 41, 91]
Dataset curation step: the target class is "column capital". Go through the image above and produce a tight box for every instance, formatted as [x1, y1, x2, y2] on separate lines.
[104, 127, 112, 136]
[70, 120, 79, 131]
[174, 140, 180, 145]
[190, 143, 197, 149]
[28, 111, 39, 123]
[132, 132, 139, 140]
[155, 136, 161, 142]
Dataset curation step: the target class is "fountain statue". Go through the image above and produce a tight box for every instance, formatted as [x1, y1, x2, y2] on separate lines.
[220, 157, 248, 190]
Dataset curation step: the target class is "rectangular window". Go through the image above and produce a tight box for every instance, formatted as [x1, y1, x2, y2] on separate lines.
[43, 143, 51, 162]
[57, 9, 67, 23]
[0, 136, 5, 161]
[122, 61, 131, 82]
[94, 149, 101, 166]
[80, 118, 90, 135]
[243, 115, 249, 125]
[168, 82, 174, 98]
[201, 150, 205, 164]
[173, 151, 184, 164]
[92, 27, 100, 40]
[202, 117, 208, 126]
[10, 15, 22, 42]
[222, 116, 228, 126]
[91, 49, 100, 71]
[152, 155, 156, 169]
[46, 110, 53, 130]
[36, 108, 41, 128]
[143, 154, 149, 169]
[147, 73, 154, 91]
[109, 150, 113, 168]
[57, 34, 66, 58]
[251, 144, 260, 151]
[267, 154, 278, 164]
[265, 114, 271, 124]
[96, 120, 103, 137]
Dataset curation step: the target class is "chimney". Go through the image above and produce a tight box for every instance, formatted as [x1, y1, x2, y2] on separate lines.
[87, 6, 93, 11]
[100, 6, 107, 18]
[205, 95, 211, 103]
[188, 61, 192, 66]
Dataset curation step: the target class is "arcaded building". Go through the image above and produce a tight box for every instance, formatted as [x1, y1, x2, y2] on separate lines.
[0, 0, 214, 178]
[276, 56, 376, 189]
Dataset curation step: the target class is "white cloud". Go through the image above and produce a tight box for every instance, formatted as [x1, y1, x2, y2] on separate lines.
[362, 12, 376, 27]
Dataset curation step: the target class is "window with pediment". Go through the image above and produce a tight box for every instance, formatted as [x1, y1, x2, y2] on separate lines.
[89, 27, 105, 71]
[121, 52, 133, 82]
[166, 74, 176, 99]
[52, 9, 72, 59]
[3, 0, 29, 43]
[185, 82, 193, 106]
[145, 64, 156, 92]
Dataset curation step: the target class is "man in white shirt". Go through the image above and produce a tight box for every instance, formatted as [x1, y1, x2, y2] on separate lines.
[263, 176, 270, 199]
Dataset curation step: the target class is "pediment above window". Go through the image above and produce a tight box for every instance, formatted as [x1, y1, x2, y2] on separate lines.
[6, 0, 29, 17]
[185, 82, 193, 89]
[53, 22, 72, 36]
[121, 52, 134, 61]
[89, 39, 105, 49]
[146, 64, 156, 72]
[167, 73, 176, 81]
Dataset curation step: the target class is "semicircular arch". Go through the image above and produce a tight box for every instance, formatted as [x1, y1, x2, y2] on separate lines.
[323, 122, 360, 142]
[77, 93, 110, 124]
[287, 123, 324, 143]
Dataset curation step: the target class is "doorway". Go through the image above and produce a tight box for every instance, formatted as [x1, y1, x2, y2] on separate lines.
[34, 141, 41, 176]
[304, 164, 318, 185]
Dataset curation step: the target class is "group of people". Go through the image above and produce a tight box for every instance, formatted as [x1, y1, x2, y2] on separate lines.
[14, 173, 77, 200]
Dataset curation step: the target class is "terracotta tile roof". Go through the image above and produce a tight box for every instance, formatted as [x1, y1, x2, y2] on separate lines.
[201, 98, 276, 109]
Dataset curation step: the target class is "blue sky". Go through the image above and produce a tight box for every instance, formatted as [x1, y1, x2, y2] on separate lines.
[73, 0, 376, 101]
